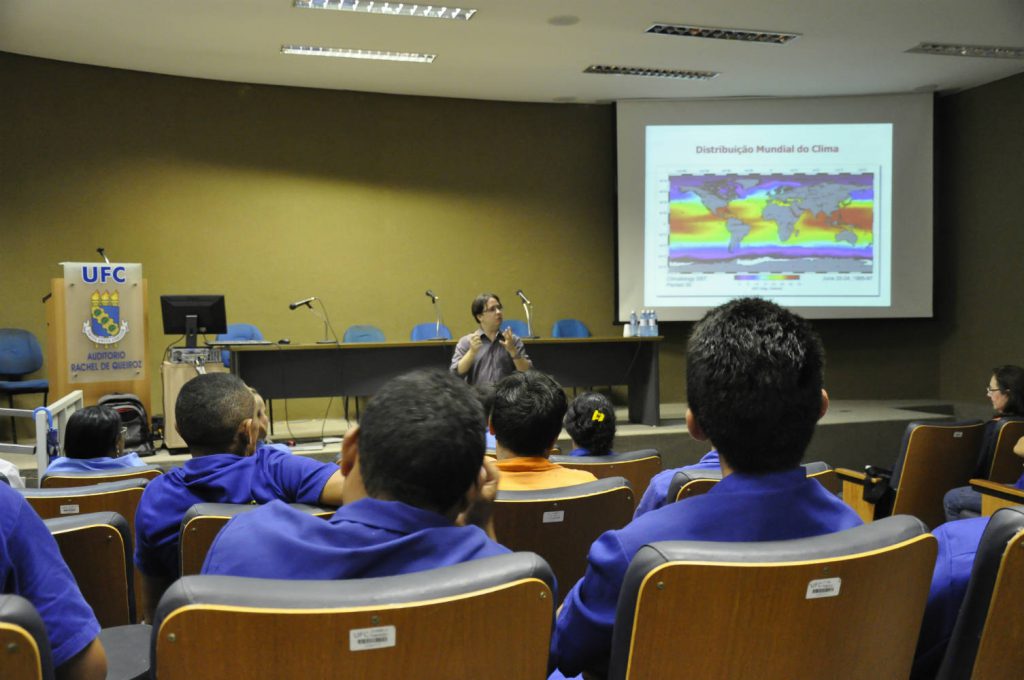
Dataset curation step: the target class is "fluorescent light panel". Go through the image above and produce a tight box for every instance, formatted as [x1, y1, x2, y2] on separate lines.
[584, 65, 719, 80]
[647, 23, 799, 44]
[293, 0, 476, 20]
[281, 44, 436, 63]
[906, 42, 1024, 59]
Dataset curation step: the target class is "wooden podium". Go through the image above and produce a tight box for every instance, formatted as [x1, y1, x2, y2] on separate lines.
[45, 278, 152, 414]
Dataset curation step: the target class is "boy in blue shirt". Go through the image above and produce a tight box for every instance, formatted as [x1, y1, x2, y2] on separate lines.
[134, 372, 344, 620]
[552, 298, 862, 677]
[202, 369, 506, 580]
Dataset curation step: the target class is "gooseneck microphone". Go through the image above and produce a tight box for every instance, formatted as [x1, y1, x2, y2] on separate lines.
[97, 247, 110, 264]
[288, 297, 316, 310]
[425, 290, 438, 302]
[516, 289, 532, 305]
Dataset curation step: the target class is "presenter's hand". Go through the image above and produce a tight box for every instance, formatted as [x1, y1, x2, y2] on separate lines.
[469, 331, 484, 353]
[501, 328, 517, 355]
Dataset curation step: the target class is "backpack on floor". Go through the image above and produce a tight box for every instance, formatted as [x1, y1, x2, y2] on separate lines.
[97, 392, 155, 455]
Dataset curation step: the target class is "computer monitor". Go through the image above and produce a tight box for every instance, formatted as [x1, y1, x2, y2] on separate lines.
[160, 295, 227, 348]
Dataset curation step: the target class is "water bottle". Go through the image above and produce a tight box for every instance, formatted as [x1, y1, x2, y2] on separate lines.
[651, 309, 659, 337]
[640, 309, 651, 337]
[629, 310, 639, 337]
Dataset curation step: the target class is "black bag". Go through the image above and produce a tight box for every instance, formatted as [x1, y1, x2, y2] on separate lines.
[97, 392, 155, 455]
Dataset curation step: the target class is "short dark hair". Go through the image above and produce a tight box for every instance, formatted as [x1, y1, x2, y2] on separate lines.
[564, 392, 617, 455]
[471, 293, 501, 323]
[175, 373, 255, 452]
[491, 371, 567, 456]
[359, 370, 486, 514]
[686, 298, 824, 473]
[993, 365, 1024, 415]
[64, 405, 122, 459]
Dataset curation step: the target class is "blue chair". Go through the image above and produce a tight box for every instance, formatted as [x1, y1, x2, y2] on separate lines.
[410, 323, 452, 341]
[0, 328, 49, 444]
[342, 325, 385, 343]
[551, 319, 590, 338]
[499, 320, 530, 337]
[342, 325, 386, 419]
[215, 323, 264, 368]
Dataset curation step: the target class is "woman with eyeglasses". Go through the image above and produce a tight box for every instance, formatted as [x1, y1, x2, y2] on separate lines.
[942, 364, 1024, 522]
[45, 404, 149, 474]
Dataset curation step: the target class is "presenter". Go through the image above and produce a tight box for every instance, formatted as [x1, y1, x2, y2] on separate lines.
[450, 293, 531, 386]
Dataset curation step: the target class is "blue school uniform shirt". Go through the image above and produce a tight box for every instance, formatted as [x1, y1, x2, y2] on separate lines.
[45, 451, 147, 474]
[633, 450, 721, 519]
[0, 483, 100, 667]
[912, 516, 989, 677]
[202, 497, 510, 579]
[134, 444, 338, 579]
[552, 466, 863, 676]
[566, 448, 615, 457]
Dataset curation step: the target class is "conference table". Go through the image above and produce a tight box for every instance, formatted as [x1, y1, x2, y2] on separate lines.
[231, 336, 661, 426]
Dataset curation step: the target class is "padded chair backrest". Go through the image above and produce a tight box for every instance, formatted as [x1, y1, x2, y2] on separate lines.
[179, 503, 335, 576]
[985, 418, 1024, 484]
[0, 594, 53, 680]
[40, 465, 162, 489]
[668, 468, 723, 503]
[550, 449, 661, 505]
[494, 477, 634, 601]
[499, 320, 530, 337]
[0, 329, 44, 377]
[889, 420, 986, 528]
[608, 515, 937, 680]
[551, 318, 591, 338]
[936, 506, 1024, 680]
[18, 479, 148, 538]
[342, 324, 386, 343]
[215, 323, 264, 367]
[152, 553, 556, 680]
[409, 322, 452, 341]
[44, 511, 134, 627]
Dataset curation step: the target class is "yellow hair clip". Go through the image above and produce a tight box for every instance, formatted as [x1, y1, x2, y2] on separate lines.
[592, 410, 605, 422]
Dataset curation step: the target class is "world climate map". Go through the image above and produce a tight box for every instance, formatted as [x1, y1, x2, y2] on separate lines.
[667, 172, 875, 273]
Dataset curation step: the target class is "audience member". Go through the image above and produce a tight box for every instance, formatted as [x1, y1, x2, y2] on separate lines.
[45, 405, 147, 475]
[451, 293, 532, 386]
[943, 365, 1024, 521]
[134, 372, 344, 620]
[632, 448, 722, 519]
[551, 297, 863, 676]
[202, 370, 508, 579]
[563, 392, 616, 456]
[1, 482, 107, 679]
[491, 371, 597, 491]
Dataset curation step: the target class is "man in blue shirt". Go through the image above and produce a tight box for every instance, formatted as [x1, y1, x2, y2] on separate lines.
[1, 483, 107, 679]
[551, 297, 863, 677]
[202, 369, 507, 580]
[134, 373, 344, 620]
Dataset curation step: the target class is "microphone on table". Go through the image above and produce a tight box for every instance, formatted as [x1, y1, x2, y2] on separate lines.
[425, 290, 439, 303]
[288, 297, 317, 310]
[516, 289, 532, 305]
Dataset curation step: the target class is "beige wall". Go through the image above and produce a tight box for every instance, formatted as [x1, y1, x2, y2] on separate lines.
[4, 52, 1018, 430]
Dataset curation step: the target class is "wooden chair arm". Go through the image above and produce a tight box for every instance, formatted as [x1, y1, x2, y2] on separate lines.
[970, 479, 1024, 503]
[835, 468, 873, 485]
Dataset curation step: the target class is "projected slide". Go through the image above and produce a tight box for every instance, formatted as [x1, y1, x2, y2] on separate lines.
[644, 124, 892, 308]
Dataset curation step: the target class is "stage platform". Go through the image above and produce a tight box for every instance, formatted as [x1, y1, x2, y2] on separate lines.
[3, 399, 989, 485]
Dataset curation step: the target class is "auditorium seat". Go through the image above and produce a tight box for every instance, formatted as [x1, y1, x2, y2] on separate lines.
[493, 477, 634, 602]
[836, 420, 985, 527]
[551, 318, 590, 338]
[550, 449, 661, 504]
[983, 418, 1024, 484]
[968, 478, 1024, 516]
[40, 465, 163, 488]
[0, 594, 52, 680]
[499, 319, 530, 337]
[935, 506, 1024, 680]
[151, 553, 556, 679]
[342, 324, 386, 419]
[0, 328, 49, 445]
[409, 322, 452, 341]
[178, 502, 335, 575]
[607, 515, 936, 679]
[44, 511, 135, 627]
[214, 323, 264, 368]
[667, 461, 836, 504]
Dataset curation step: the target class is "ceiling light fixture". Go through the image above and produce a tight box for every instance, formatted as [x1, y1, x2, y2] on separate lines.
[906, 42, 1024, 59]
[646, 23, 799, 45]
[281, 45, 436, 63]
[293, 1, 476, 20]
[584, 65, 719, 80]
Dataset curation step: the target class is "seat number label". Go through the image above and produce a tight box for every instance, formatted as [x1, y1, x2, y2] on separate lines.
[805, 577, 841, 599]
[60, 504, 80, 515]
[543, 510, 565, 523]
[349, 625, 396, 651]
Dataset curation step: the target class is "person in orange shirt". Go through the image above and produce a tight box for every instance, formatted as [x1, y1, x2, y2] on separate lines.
[491, 371, 598, 490]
